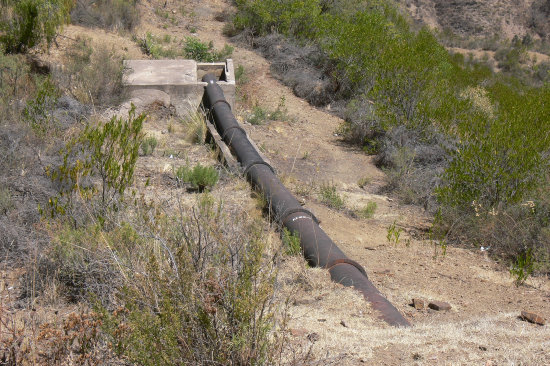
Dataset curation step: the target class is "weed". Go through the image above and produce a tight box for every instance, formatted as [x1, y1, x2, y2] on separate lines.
[386, 220, 402, 244]
[140, 136, 158, 156]
[355, 201, 377, 219]
[248, 98, 288, 125]
[357, 176, 371, 188]
[176, 163, 219, 192]
[510, 248, 535, 286]
[319, 182, 345, 210]
[181, 110, 207, 144]
[235, 64, 248, 84]
[282, 227, 302, 256]
[62, 37, 125, 106]
[0, 186, 13, 214]
[248, 104, 269, 125]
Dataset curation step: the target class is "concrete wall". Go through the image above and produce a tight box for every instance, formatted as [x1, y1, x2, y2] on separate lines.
[123, 59, 235, 116]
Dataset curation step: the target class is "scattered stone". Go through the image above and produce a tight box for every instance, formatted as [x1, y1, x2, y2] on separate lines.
[412, 298, 425, 310]
[479, 346, 487, 351]
[428, 301, 451, 311]
[340, 320, 347, 327]
[290, 328, 308, 337]
[317, 318, 326, 322]
[520, 311, 546, 325]
[412, 352, 422, 360]
[307, 333, 320, 343]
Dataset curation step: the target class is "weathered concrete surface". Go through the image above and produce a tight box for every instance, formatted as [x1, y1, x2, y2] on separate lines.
[123, 59, 235, 116]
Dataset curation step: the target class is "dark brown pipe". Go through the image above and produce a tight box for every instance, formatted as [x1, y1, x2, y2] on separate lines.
[202, 74, 410, 327]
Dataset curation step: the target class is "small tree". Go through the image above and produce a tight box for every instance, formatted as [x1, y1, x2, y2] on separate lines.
[0, 0, 73, 53]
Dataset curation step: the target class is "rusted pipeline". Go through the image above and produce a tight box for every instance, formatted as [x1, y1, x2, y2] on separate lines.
[202, 74, 410, 327]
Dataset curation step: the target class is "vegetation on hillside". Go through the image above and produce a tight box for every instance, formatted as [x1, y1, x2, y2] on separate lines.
[0, 0, 73, 53]
[231, 0, 550, 272]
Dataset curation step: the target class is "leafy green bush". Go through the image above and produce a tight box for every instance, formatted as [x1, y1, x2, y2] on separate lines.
[0, 0, 73, 53]
[176, 163, 219, 192]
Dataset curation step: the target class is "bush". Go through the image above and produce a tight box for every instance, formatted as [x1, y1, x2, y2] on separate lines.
[47, 105, 146, 219]
[355, 201, 377, 219]
[137, 33, 234, 61]
[71, 0, 140, 31]
[319, 182, 345, 210]
[140, 136, 158, 156]
[176, 163, 219, 192]
[0, 0, 73, 53]
[44, 194, 280, 364]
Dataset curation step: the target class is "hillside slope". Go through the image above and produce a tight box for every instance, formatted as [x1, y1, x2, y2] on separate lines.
[401, 0, 550, 41]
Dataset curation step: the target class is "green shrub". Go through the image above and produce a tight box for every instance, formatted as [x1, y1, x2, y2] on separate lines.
[510, 248, 535, 286]
[137, 33, 233, 61]
[319, 182, 345, 210]
[0, 0, 73, 53]
[47, 105, 146, 218]
[248, 98, 288, 125]
[23, 76, 59, 134]
[176, 163, 219, 192]
[140, 136, 158, 156]
[183, 37, 233, 62]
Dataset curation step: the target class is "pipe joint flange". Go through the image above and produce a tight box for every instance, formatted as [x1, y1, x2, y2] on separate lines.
[243, 161, 275, 176]
[281, 207, 319, 225]
[327, 258, 368, 277]
[221, 125, 247, 141]
[209, 98, 231, 111]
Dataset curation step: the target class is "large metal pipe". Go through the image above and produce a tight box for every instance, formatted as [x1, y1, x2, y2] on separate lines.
[202, 74, 410, 327]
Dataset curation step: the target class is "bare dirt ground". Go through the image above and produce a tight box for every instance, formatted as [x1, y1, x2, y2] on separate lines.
[2, 1, 549, 365]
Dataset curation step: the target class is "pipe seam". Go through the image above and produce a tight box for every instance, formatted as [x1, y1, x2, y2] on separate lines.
[327, 258, 368, 277]
[243, 160, 276, 175]
[221, 125, 247, 141]
[281, 208, 320, 225]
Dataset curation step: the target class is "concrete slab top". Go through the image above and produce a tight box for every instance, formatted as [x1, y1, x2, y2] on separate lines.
[123, 59, 197, 85]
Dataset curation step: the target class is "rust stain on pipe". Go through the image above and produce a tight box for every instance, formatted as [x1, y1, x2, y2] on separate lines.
[202, 74, 410, 327]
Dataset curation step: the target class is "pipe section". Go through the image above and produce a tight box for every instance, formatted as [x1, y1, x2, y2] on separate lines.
[202, 74, 410, 327]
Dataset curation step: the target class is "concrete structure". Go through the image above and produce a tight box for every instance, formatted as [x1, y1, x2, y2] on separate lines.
[122, 59, 235, 115]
